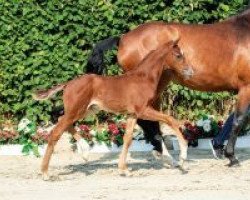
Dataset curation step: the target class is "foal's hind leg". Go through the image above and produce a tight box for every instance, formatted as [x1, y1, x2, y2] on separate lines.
[68, 126, 90, 162]
[118, 117, 137, 175]
[41, 115, 75, 180]
[225, 85, 250, 167]
[139, 107, 188, 170]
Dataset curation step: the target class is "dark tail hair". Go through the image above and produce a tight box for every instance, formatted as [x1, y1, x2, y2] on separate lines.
[32, 84, 66, 101]
[86, 36, 120, 75]
[50, 106, 64, 124]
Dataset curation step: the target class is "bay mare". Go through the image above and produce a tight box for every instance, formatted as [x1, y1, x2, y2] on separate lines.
[87, 7, 250, 166]
[33, 41, 193, 180]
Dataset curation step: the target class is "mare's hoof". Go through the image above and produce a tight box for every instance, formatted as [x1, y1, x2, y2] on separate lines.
[152, 150, 163, 160]
[227, 158, 240, 167]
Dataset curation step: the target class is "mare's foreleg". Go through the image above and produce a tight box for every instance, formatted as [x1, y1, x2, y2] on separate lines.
[225, 85, 250, 166]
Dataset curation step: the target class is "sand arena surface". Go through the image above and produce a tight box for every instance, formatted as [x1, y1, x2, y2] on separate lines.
[0, 149, 250, 200]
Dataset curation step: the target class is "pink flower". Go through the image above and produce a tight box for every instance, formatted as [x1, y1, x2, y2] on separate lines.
[37, 130, 50, 141]
[108, 123, 120, 135]
[112, 129, 120, 135]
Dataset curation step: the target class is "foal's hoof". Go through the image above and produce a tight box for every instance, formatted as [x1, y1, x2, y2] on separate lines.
[227, 158, 240, 167]
[176, 159, 188, 174]
[167, 158, 179, 168]
[118, 168, 132, 177]
[178, 166, 188, 174]
[77, 139, 90, 161]
[42, 173, 50, 181]
[174, 163, 188, 174]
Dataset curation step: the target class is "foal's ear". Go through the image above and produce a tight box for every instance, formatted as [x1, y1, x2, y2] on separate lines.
[173, 37, 180, 47]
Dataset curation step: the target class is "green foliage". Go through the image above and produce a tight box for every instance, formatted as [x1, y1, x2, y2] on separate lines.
[17, 118, 43, 156]
[162, 83, 236, 120]
[95, 129, 112, 147]
[0, 0, 248, 122]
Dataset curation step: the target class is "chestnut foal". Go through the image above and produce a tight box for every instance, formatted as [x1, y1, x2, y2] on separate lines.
[33, 40, 193, 180]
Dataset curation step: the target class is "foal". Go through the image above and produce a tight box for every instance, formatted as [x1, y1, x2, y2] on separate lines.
[33, 40, 193, 180]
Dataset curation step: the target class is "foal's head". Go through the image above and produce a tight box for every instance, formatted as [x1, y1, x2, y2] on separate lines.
[161, 40, 194, 80]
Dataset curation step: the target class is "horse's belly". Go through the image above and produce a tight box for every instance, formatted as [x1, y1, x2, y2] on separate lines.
[174, 75, 237, 92]
[88, 98, 133, 115]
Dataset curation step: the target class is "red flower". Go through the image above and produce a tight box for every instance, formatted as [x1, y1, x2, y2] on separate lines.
[120, 123, 126, 130]
[184, 121, 192, 127]
[218, 120, 224, 127]
[79, 125, 90, 132]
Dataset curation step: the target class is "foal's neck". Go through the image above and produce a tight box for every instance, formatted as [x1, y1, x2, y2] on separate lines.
[128, 51, 166, 85]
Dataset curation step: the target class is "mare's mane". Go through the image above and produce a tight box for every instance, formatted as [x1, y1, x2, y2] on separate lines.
[226, 5, 250, 38]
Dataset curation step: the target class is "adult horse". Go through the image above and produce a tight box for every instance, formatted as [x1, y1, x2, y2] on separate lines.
[87, 8, 250, 166]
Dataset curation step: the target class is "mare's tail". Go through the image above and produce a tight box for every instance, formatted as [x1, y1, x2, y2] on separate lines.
[32, 84, 66, 101]
[86, 36, 120, 75]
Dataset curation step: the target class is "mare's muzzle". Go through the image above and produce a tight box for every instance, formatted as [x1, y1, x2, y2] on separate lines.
[182, 66, 194, 80]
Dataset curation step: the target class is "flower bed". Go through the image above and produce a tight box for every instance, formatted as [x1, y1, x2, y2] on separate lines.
[0, 119, 49, 156]
[0, 114, 146, 156]
[180, 115, 250, 149]
[0, 114, 249, 156]
[182, 115, 223, 147]
[172, 135, 250, 151]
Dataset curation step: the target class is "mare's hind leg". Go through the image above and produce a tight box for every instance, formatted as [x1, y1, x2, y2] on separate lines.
[118, 117, 137, 175]
[139, 107, 188, 170]
[41, 115, 75, 180]
[225, 85, 250, 166]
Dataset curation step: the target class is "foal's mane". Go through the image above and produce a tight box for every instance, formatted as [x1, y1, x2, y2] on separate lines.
[127, 42, 172, 75]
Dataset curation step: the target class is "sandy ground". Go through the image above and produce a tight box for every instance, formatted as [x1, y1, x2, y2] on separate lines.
[1, 148, 250, 200]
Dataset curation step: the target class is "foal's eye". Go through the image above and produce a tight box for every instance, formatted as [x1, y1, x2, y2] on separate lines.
[176, 54, 183, 60]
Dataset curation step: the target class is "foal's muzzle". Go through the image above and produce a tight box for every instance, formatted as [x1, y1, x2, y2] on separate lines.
[182, 66, 194, 80]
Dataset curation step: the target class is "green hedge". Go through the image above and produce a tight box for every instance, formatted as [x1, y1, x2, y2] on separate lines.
[0, 0, 248, 123]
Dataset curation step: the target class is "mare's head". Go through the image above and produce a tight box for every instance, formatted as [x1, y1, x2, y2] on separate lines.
[161, 40, 194, 80]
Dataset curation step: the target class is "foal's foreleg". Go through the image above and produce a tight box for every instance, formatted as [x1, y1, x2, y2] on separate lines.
[225, 85, 250, 166]
[118, 117, 137, 175]
[139, 107, 188, 167]
[137, 73, 173, 155]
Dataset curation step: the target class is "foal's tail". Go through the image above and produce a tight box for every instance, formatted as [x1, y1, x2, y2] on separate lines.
[32, 84, 66, 101]
[86, 36, 120, 75]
